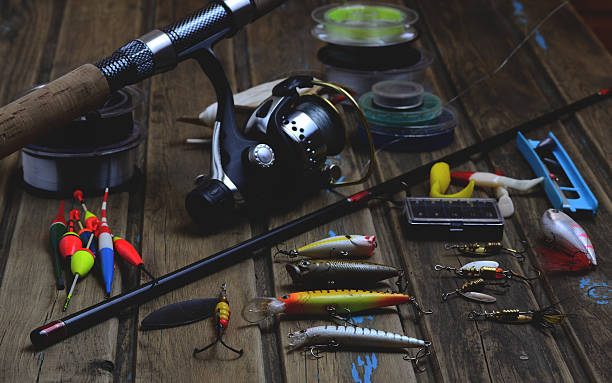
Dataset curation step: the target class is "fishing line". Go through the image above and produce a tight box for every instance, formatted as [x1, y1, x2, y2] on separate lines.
[445, 1, 569, 106]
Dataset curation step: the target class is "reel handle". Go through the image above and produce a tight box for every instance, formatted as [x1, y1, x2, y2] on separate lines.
[0, 64, 110, 159]
[185, 178, 238, 230]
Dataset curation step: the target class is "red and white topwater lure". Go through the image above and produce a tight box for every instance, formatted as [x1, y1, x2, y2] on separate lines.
[276, 235, 377, 260]
[540, 209, 596, 271]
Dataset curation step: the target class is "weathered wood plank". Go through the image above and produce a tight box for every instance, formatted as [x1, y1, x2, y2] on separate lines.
[0, 1, 147, 382]
[134, 1, 266, 382]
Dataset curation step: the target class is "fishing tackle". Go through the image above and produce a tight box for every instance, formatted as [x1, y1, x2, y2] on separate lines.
[539, 209, 595, 272]
[434, 260, 539, 281]
[441, 278, 506, 303]
[98, 188, 115, 296]
[73, 190, 100, 231]
[193, 284, 243, 357]
[58, 212, 83, 282]
[467, 306, 566, 329]
[444, 241, 526, 261]
[429, 162, 474, 198]
[63, 248, 95, 311]
[288, 325, 431, 371]
[275, 235, 377, 261]
[72, 210, 97, 257]
[242, 289, 431, 323]
[285, 259, 402, 288]
[49, 201, 67, 290]
[113, 236, 156, 282]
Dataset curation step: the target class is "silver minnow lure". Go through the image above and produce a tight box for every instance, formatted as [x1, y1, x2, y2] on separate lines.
[285, 259, 401, 286]
[541, 209, 596, 266]
[288, 325, 429, 351]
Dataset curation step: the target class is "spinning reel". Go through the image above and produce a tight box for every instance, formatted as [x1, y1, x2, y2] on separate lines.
[185, 37, 375, 230]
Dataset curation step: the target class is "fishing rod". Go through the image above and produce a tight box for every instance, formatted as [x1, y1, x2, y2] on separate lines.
[30, 86, 611, 348]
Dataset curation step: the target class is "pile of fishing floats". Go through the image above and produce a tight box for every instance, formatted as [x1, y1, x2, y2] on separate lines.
[49, 188, 155, 311]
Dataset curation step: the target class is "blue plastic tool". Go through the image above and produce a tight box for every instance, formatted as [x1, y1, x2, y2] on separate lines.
[517, 132, 597, 215]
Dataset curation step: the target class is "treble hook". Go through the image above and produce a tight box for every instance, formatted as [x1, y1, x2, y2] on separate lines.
[306, 340, 340, 360]
[327, 306, 357, 327]
[410, 296, 433, 319]
[273, 245, 299, 262]
[403, 342, 431, 372]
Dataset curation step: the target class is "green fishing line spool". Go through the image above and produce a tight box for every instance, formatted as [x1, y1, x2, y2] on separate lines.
[312, 2, 419, 46]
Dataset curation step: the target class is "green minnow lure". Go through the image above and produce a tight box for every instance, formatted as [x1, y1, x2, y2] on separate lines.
[285, 259, 402, 287]
[276, 235, 377, 260]
[288, 325, 431, 371]
[468, 306, 566, 329]
[242, 289, 431, 323]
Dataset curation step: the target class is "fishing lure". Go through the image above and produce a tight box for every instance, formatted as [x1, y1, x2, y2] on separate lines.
[434, 261, 538, 281]
[441, 278, 506, 303]
[194, 284, 243, 357]
[242, 289, 431, 323]
[275, 235, 377, 260]
[467, 306, 566, 329]
[444, 241, 526, 261]
[539, 209, 596, 272]
[288, 325, 431, 371]
[285, 259, 403, 288]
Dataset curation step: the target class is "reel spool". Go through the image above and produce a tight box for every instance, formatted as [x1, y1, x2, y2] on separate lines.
[358, 80, 457, 152]
[20, 86, 144, 195]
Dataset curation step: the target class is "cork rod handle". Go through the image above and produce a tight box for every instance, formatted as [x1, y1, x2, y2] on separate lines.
[0, 64, 110, 159]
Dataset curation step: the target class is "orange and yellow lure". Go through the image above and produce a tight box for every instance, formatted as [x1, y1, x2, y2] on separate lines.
[242, 289, 430, 322]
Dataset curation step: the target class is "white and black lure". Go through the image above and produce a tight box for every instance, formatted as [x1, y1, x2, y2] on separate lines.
[276, 235, 377, 260]
[288, 325, 431, 371]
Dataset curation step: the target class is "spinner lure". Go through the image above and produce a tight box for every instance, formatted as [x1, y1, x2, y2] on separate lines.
[242, 289, 431, 323]
[434, 261, 538, 282]
[444, 242, 526, 261]
[441, 278, 506, 303]
[468, 306, 566, 329]
[275, 235, 376, 260]
[288, 325, 431, 371]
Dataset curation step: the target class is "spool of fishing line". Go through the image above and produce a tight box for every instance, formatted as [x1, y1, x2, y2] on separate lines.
[358, 80, 457, 152]
[20, 86, 144, 194]
[311, 2, 419, 46]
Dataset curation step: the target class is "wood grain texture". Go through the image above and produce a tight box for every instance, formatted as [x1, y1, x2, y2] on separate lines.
[134, 0, 266, 382]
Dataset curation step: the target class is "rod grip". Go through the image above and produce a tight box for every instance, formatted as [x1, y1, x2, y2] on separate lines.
[252, 0, 286, 19]
[0, 64, 110, 159]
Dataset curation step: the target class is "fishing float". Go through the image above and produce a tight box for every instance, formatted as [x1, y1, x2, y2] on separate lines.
[49, 201, 67, 290]
[63, 247, 95, 311]
[58, 212, 83, 285]
[113, 236, 156, 282]
[98, 188, 115, 297]
[73, 190, 100, 231]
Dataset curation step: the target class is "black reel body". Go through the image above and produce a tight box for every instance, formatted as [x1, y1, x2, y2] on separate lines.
[184, 38, 372, 231]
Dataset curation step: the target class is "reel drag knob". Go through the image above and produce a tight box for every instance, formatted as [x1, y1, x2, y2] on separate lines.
[185, 178, 237, 229]
[248, 143, 275, 168]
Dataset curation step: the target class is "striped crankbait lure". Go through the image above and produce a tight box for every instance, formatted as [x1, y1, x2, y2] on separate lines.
[275, 235, 377, 260]
[285, 259, 402, 288]
[288, 325, 431, 371]
[242, 289, 431, 323]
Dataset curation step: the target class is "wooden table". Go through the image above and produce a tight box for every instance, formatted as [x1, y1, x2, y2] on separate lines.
[0, 1, 610, 382]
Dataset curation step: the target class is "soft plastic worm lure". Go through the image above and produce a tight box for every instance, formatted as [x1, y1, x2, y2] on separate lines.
[285, 259, 403, 288]
[434, 260, 538, 281]
[441, 278, 506, 303]
[193, 284, 243, 357]
[288, 325, 431, 371]
[444, 241, 526, 262]
[468, 306, 566, 329]
[275, 235, 377, 260]
[242, 289, 431, 323]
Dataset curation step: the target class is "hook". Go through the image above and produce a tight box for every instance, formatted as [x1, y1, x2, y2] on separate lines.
[434, 264, 453, 271]
[505, 240, 528, 262]
[410, 297, 433, 318]
[467, 310, 486, 321]
[273, 245, 298, 262]
[403, 343, 431, 372]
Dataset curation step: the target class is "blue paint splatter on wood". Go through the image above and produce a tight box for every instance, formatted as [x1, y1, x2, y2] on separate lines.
[580, 278, 610, 304]
[512, 1, 547, 49]
[534, 30, 547, 50]
[352, 353, 378, 383]
[329, 230, 336, 237]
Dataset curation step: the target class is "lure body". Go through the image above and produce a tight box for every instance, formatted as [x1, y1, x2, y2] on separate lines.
[98, 188, 114, 295]
[451, 172, 544, 191]
[435, 261, 534, 281]
[288, 325, 429, 351]
[446, 242, 525, 261]
[541, 209, 596, 266]
[296, 235, 377, 258]
[442, 278, 497, 303]
[468, 308, 566, 328]
[243, 289, 414, 323]
[285, 259, 400, 286]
